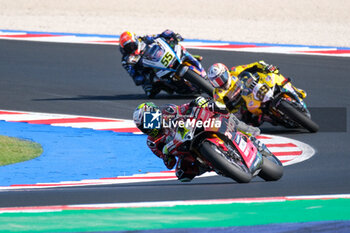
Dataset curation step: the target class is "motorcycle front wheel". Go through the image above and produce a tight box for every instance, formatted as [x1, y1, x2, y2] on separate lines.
[199, 141, 252, 183]
[181, 68, 214, 97]
[258, 156, 284, 181]
[277, 100, 319, 133]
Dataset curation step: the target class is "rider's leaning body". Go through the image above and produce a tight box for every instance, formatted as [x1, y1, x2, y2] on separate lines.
[133, 97, 260, 182]
[210, 61, 306, 126]
[119, 29, 202, 97]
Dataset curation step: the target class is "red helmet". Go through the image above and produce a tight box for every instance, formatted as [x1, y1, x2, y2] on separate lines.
[207, 63, 232, 89]
[120, 31, 139, 54]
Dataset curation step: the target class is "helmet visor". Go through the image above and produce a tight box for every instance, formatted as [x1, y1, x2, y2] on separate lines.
[123, 41, 138, 54]
[210, 70, 230, 88]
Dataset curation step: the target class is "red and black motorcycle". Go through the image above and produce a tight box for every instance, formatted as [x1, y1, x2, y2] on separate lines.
[165, 107, 283, 183]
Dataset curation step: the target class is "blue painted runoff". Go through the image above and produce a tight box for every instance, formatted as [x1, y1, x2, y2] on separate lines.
[0, 121, 165, 186]
[111, 220, 350, 233]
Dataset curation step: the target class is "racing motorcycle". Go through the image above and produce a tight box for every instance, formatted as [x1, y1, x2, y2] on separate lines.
[226, 71, 319, 133]
[166, 107, 283, 183]
[129, 37, 214, 98]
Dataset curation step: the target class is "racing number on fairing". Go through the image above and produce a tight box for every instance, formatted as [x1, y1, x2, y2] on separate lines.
[161, 52, 174, 67]
[256, 84, 269, 101]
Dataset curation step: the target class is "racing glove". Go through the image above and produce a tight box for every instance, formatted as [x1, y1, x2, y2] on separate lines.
[192, 54, 203, 62]
[174, 33, 184, 42]
[258, 61, 279, 74]
[143, 35, 155, 44]
[160, 30, 184, 42]
[194, 96, 209, 107]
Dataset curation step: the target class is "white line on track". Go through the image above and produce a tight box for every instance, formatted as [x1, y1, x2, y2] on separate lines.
[0, 110, 315, 189]
[0, 194, 349, 213]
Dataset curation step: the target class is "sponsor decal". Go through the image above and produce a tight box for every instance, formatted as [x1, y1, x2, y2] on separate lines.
[248, 101, 255, 107]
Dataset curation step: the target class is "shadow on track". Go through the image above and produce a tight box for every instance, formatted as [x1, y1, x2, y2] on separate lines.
[32, 93, 199, 101]
[260, 126, 307, 135]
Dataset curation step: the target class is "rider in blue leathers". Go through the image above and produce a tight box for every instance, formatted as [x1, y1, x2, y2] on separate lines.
[119, 29, 203, 98]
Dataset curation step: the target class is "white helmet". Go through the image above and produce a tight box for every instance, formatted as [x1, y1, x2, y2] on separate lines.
[207, 63, 231, 89]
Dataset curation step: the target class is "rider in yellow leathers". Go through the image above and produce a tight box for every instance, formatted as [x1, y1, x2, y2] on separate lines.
[207, 61, 307, 126]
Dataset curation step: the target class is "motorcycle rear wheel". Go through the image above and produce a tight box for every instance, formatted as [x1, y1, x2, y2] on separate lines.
[199, 141, 252, 183]
[277, 100, 319, 133]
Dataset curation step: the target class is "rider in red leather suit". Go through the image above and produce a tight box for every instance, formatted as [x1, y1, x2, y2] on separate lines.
[133, 97, 260, 182]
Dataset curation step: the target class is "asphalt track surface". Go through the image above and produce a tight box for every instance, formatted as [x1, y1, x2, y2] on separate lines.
[0, 39, 349, 207]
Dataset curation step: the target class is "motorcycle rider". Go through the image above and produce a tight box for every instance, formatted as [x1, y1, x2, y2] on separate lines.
[119, 29, 203, 98]
[133, 97, 261, 182]
[207, 61, 307, 126]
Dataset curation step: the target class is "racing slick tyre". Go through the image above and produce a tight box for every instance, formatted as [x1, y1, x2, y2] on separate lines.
[258, 156, 284, 181]
[181, 68, 214, 97]
[199, 141, 252, 183]
[277, 100, 319, 133]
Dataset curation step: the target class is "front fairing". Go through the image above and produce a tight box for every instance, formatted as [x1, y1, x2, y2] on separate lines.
[231, 132, 262, 173]
[180, 48, 206, 78]
[241, 72, 308, 115]
[278, 82, 307, 108]
[142, 38, 182, 77]
[168, 125, 195, 155]
[240, 72, 272, 115]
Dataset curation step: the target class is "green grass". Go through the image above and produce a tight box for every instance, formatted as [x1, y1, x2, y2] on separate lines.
[0, 135, 43, 166]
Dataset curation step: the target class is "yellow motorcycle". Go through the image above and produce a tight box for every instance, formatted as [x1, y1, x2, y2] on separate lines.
[228, 71, 319, 133]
